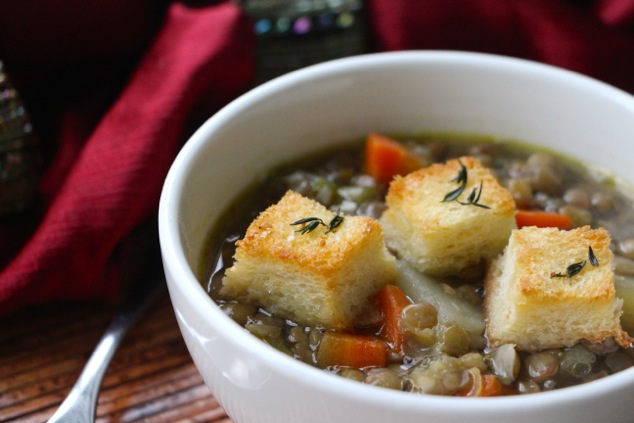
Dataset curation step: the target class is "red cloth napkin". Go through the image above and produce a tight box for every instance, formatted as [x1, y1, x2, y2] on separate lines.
[368, 0, 634, 94]
[0, 1, 255, 316]
[1, 0, 634, 317]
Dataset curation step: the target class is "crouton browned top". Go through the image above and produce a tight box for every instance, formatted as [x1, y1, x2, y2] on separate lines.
[221, 190, 396, 330]
[513, 226, 614, 300]
[386, 156, 516, 220]
[485, 226, 632, 351]
[233, 190, 381, 274]
[381, 156, 517, 276]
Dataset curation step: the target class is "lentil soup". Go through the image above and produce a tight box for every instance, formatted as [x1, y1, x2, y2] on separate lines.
[201, 134, 634, 397]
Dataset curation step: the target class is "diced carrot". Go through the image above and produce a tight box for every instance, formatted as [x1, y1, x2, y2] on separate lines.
[456, 372, 505, 397]
[515, 210, 573, 230]
[364, 133, 423, 184]
[479, 374, 505, 397]
[376, 284, 412, 354]
[316, 332, 387, 369]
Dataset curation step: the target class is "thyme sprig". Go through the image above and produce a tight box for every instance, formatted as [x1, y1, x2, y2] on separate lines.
[550, 246, 599, 279]
[588, 246, 599, 267]
[442, 183, 466, 203]
[551, 261, 586, 278]
[441, 160, 490, 209]
[290, 216, 325, 235]
[457, 181, 491, 209]
[290, 209, 345, 235]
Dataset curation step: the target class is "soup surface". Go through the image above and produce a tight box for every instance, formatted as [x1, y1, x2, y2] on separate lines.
[202, 134, 634, 396]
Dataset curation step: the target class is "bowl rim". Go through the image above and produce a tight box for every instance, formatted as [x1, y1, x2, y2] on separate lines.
[159, 50, 634, 414]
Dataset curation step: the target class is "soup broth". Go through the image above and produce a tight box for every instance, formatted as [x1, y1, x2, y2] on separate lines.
[201, 134, 634, 396]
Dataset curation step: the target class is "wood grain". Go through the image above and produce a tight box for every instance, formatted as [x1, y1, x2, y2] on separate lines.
[0, 293, 232, 422]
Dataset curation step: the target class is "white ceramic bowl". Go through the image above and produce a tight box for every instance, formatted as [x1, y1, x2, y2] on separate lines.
[159, 51, 634, 423]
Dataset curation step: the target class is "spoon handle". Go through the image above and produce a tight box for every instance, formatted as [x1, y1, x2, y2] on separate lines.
[48, 265, 165, 423]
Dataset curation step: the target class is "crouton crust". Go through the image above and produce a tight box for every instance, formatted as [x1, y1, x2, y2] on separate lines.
[484, 226, 632, 351]
[221, 190, 396, 330]
[381, 156, 516, 276]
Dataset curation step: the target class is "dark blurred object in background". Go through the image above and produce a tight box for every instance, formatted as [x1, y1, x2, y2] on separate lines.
[0, 60, 41, 216]
[0, 0, 168, 171]
[0, 0, 162, 65]
[234, 0, 367, 84]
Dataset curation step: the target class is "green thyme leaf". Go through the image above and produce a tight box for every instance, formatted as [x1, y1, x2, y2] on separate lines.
[290, 217, 326, 235]
[442, 184, 466, 202]
[456, 181, 491, 209]
[551, 260, 587, 278]
[566, 261, 587, 277]
[450, 161, 468, 184]
[442, 161, 468, 203]
[469, 201, 491, 209]
[326, 209, 344, 233]
[589, 246, 599, 266]
[474, 180, 484, 203]
[441, 161, 489, 209]
[295, 220, 323, 235]
[290, 217, 324, 226]
[291, 212, 344, 236]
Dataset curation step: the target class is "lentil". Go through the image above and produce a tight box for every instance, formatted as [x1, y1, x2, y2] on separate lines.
[203, 134, 634, 396]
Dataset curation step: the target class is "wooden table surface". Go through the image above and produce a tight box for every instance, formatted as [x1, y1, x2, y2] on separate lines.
[0, 291, 232, 422]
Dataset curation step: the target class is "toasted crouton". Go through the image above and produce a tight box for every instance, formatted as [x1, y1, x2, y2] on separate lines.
[380, 156, 516, 276]
[220, 190, 396, 330]
[484, 226, 631, 351]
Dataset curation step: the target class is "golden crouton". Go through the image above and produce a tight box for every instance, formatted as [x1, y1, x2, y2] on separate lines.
[220, 190, 396, 330]
[484, 226, 631, 351]
[380, 156, 516, 276]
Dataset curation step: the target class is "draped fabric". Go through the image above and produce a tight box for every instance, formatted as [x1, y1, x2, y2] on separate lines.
[1, 0, 633, 316]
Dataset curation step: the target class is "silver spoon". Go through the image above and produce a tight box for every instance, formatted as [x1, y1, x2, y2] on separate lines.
[48, 263, 165, 423]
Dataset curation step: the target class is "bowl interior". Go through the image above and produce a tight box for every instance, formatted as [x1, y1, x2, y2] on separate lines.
[159, 51, 634, 423]
[174, 52, 634, 273]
